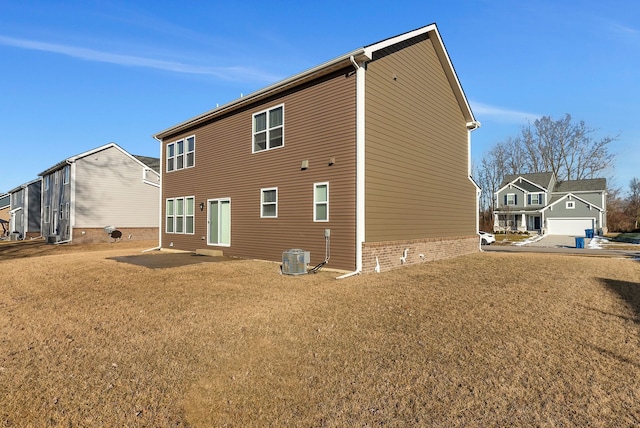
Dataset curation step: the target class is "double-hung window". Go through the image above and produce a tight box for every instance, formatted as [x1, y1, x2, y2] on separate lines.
[528, 193, 542, 205]
[167, 136, 195, 172]
[63, 165, 70, 185]
[261, 188, 278, 218]
[506, 193, 517, 206]
[166, 197, 195, 234]
[314, 182, 329, 222]
[253, 105, 284, 152]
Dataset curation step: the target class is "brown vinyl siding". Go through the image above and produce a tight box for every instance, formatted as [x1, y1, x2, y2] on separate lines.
[162, 68, 358, 271]
[364, 34, 476, 241]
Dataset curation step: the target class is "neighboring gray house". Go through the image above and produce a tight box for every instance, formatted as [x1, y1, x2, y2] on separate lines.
[38, 143, 160, 243]
[7, 178, 42, 240]
[0, 193, 9, 237]
[494, 172, 607, 235]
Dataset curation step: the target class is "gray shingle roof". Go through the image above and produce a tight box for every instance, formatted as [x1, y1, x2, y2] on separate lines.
[133, 155, 160, 173]
[501, 172, 554, 189]
[554, 178, 606, 192]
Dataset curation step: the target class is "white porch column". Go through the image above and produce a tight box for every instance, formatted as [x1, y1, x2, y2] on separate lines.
[521, 213, 526, 229]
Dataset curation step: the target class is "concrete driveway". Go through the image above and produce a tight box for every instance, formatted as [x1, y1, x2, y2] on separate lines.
[526, 235, 588, 248]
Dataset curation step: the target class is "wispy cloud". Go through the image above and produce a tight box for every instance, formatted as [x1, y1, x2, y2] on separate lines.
[471, 101, 540, 124]
[0, 34, 281, 83]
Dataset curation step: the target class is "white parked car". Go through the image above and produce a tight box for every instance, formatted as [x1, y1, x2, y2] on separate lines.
[479, 231, 496, 245]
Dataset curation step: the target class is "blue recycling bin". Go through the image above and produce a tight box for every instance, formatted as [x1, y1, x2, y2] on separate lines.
[575, 237, 585, 248]
[585, 229, 594, 238]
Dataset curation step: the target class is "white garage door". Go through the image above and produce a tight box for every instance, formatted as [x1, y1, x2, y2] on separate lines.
[547, 218, 594, 235]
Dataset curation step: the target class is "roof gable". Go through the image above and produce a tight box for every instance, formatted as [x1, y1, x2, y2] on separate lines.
[154, 23, 477, 140]
[542, 192, 603, 212]
[500, 172, 554, 190]
[38, 143, 157, 176]
[8, 177, 41, 194]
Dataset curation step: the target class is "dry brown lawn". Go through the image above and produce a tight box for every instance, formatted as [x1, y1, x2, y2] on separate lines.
[1, 241, 639, 427]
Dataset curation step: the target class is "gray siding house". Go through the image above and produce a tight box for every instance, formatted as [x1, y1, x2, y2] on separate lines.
[0, 193, 9, 237]
[38, 143, 160, 243]
[494, 172, 606, 235]
[7, 178, 42, 240]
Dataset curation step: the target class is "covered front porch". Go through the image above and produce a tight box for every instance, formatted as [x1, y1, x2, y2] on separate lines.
[494, 211, 542, 233]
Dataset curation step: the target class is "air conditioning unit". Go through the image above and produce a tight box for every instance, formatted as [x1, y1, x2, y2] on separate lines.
[282, 249, 310, 275]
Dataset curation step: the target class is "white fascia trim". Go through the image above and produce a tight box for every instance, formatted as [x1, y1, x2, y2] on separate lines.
[514, 176, 548, 192]
[541, 193, 603, 212]
[155, 49, 370, 140]
[495, 182, 527, 198]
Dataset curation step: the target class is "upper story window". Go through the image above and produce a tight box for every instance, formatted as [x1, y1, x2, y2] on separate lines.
[566, 201, 575, 209]
[167, 136, 195, 172]
[314, 182, 329, 222]
[44, 175, 50, 191]
[505, 193, 517, 206]
[528, 193, 542, 205]
[261, 188, 278, 218]
[63, 165, 70, 185]
[253, 105, 284, 153]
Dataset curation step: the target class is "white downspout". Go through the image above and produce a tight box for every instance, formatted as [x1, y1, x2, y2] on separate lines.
[148, 136, 164, 252]
[466, 121, 481, 250]
[337, 56, 366, 279]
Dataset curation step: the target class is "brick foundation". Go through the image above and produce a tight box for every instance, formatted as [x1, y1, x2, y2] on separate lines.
[70, 227, 159, 244]
[362, 235, 480, 273]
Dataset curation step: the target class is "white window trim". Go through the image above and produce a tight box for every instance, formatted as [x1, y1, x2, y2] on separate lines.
[252, 104, 284, 153]
[314, 182, 329, 222]
[260, 187, 278, 218]
[185, 136, 195, 168]
[185, 196, 195, 235]
[207, 198, 231, 247]
[166, 135, 196, 173]
[530, 193, 541, 205]
[165, 196, 195, 234]
[566, 201, 575, 209]
[63, 165, 70, 185]
[506, 193, 516, 205]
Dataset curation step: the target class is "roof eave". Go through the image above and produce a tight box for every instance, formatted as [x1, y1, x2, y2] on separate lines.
[153, 49, 370, 140]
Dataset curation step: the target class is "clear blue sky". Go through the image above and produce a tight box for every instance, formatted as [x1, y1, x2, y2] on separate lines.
[1, 0, 638, 194]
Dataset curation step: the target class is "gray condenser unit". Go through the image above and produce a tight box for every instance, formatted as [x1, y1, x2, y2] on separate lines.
[282, 249, 310, 275]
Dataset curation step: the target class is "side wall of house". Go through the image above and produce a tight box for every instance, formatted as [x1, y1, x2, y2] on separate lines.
[74, 147, 159, 229]
[363, 33, 478, 270]
[42, 167, 72, 241]
[161, 69, 358, 271]
[26, 181, 41, 237]
[9, 189, 25, 239]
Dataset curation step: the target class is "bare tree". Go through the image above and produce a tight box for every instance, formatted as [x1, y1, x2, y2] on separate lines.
[522, 114, 616, 181]
[627, 177, 640, 230]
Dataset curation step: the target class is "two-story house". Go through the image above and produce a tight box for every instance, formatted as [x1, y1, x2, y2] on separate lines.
[0, 193, 9, 238]
[38, 143, 160, 243]
[7, 178, 42, 240]
[494, 172, 607, 235]
[153, 24, 481, 273]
